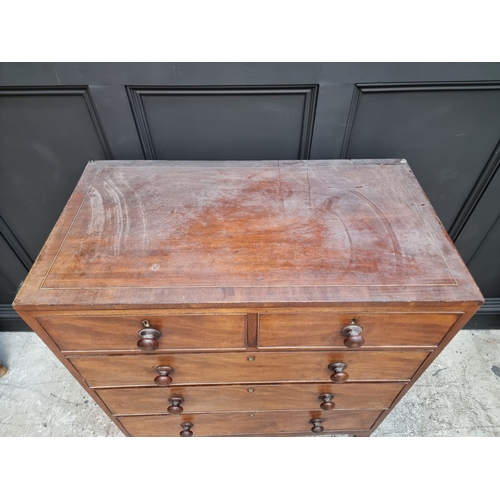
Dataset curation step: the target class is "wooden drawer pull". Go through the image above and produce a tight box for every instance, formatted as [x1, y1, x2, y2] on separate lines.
[310, 418, 324, 434]
[319, 393, 335, 410]
[328, 362, 349, 383]
[168, 397, 184, 415]
[341, 322, 365, 348]
[154, 366, 173, 386]
[137, 320, 162, 351]
[180, 422, 194, 437]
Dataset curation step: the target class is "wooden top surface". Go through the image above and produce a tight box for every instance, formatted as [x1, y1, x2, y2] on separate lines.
[14, 159, 483, 310]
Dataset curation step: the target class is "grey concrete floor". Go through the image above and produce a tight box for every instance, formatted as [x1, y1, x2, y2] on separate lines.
[1, 329, 499, 437]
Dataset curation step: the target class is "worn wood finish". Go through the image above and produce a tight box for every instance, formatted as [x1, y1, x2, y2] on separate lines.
[97, 382, 405, 415]
[43, 162, 457, 287]
[259, 312, 461, 348]
[13, 160, 484, 310]
[13, 159, 483, 436]
[35, 313, 247, 352]
[68, 351, 429, 388]
[118, 409, 383, 437]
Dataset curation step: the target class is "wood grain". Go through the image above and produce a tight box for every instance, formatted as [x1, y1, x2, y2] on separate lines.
[97, 382, 405, 415]
[41, 163, 456, 287]
[68, 350, 429, 387]
[259, 312, 461, 348]
[12, 159, 484, 438]
[36, 313, 247, 352]
[118, 409, 383, 436]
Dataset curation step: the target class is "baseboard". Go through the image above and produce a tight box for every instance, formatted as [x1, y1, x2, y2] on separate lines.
[463, 298, 500, 329]
[0, 304, 31, 331]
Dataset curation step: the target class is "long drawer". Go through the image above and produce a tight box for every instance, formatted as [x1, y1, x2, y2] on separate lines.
[36, 313, 247, 351]
[69, 351, 429, 387]
[258, 312, 461, 348]
[97, 382, 405, 415]
[118, 410, 383, 436]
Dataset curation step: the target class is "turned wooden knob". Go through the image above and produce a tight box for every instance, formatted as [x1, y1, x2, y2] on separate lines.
[168, 397, 184, 414]
[180, 422, 194, 437]
[319, 393, 335, 410]
[154, 366, 173, 386]
[310, 418, 324, 434]
[137, 324, 162, 351]
[328, 362, 349, 383]
[342, 324, 364, 348]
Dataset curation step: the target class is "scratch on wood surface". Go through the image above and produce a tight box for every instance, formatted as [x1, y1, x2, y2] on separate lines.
[88, 187, 104, 238]
[117, 171, 148, 249]
[103, 179, 125, 255]
[277, 163, 285, 211]
[90, 171, 151, 256]
[308, 166, 332, 190]
[191, 216, 208, 228]
[207, 248, 220, 269]
[350, 189, 403, 269]
[306, 166, 312, 207]
[315, 197, 354, 276]
[284, 164, 302, 185]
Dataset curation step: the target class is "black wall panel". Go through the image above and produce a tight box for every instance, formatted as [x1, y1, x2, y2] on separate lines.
[0, 87, 111, 328]
[467, 216, 500, 297]
[128, 86, 317, 160]
[457, 159, 500, 306]
[454, 151, 500, 263]
[0, 236, 27, 304]
[343, 84, 500, 231]
[0, 88, 111, 259]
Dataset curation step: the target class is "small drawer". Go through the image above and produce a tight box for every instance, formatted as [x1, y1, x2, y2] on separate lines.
[69, 350, 429, 388]
[258, 312, 461, 348]
[36, 313, 247, 352]
[118, 410, 383, 436]
[97, 382, 405, 415]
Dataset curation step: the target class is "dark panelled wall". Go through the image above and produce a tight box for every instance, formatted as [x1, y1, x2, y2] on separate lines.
[1, 63, 499, 329]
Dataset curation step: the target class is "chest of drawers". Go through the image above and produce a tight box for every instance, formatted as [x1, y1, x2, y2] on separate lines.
[13, 159, 483, 437]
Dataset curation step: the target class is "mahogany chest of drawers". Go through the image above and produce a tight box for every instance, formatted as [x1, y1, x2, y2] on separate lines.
[13, 159, 483, 437]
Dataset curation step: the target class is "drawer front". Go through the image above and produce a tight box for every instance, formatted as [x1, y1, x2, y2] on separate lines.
[36, 314, 247, 351]
[69, 351, 429, 387]
[259, 312, 461, 348]
[97, 382, 405, 415]
[118, 410, 383, 436]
